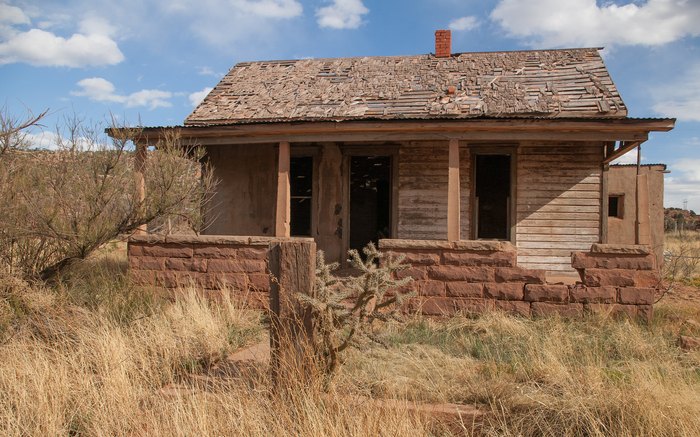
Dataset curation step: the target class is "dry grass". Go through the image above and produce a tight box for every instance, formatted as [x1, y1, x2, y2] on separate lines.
[338, 303, 700, 436]
[2, 243, 700, 435]
[664, 231, 700, 282]
[0, 245, 430, 436]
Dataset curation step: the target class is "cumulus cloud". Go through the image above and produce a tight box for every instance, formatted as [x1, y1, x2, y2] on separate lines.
[490, 0, 700, 48]
[652, 63, 700, 121]
[0, 2, 29, 25]
[316, 0, 369, 29]
[189, 87, 213, 107]
[235, 0, 303, 18]
[449, 16, 479, 32]
[72, 77, 172, 110]
[665, 158, 700, 211]
[0, 3, 124, 68]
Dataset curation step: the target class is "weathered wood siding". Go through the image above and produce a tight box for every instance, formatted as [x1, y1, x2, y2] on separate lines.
[398, 142, 448, 239]
[516, 143, 603, 271]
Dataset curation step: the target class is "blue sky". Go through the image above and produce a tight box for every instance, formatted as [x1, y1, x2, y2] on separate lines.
[1, 0, 699, 210]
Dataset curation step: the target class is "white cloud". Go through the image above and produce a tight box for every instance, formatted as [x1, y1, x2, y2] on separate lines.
[652, 63, 700, 121]
[665, 159, 700, 211]
[316, 0, 369, 29]
[72, 77, 172, 110]
[189, 87, 213, 107]
[235, 0, 303, 18]
[491, 0, 700, 48]
[449, 16, 479, 32]
[197, 66, 220, 77]
[0, 2, 29, 25]
[0, 3, 124, 68]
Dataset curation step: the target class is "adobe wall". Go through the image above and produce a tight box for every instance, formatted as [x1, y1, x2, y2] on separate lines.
[379, 240, 658, 321]
[607, 164, 666, 267]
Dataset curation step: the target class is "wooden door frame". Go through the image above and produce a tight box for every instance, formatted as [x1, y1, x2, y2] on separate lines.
[340, 144, 399, 262]
[469, 145, 518, 243]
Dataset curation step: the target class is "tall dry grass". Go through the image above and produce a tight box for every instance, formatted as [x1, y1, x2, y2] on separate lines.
[0, 246, 431, 436]
[665, 231, 700, 282]
[338, 306, 700, 436]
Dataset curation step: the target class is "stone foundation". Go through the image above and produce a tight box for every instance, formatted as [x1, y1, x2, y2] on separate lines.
[128, 235, 310, 309]
[128, 235, 659, 320]
[379, 240, 659, 321]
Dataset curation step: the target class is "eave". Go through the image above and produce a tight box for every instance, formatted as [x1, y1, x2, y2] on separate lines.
[108, 117, 676, 146]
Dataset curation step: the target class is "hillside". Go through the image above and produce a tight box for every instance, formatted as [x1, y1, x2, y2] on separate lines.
[665, 207, 700, 232]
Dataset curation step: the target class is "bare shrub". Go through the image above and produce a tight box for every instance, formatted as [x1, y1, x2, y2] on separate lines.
[0, 110, 214, 282]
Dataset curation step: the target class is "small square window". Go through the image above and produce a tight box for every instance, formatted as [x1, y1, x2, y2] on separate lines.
[608, 195, 624, 218]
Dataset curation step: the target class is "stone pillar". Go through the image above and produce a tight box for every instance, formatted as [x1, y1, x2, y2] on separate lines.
[275, 141, 291, 238]
[447, 139, 460, 241]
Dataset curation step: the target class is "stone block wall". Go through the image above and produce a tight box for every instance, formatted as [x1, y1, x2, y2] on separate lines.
[128, 235, 287, 309]
[379, 240, 659, 321]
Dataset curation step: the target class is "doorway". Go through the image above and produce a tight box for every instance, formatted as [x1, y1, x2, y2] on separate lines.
[474, 154, 511, 240]
[349, 156, 392, 252]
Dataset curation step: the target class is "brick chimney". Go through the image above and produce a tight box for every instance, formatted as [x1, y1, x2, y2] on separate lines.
[435, 29, 451, 58]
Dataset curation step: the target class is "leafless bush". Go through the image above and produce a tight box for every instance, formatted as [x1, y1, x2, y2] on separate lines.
[0, 109, 215, 282]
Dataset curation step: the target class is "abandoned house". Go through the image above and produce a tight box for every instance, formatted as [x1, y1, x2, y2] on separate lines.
[125, 30, 675, 318]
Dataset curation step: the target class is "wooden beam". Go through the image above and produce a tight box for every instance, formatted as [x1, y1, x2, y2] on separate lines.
[603, 140, 641, 164]
[275, 141, 291, 238]
[134, 141, 147, 234]
[447, 139, 460, 241]
[114, 117, 675, 145]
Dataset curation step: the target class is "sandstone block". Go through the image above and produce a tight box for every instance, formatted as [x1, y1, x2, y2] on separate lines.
[157, 271, 197, 288]
[165, 257, 207, 272]
[390, 250, 441, 266]
[418, 280, 446, 296]
[207, 259, 267, 273]
[129, 256, 165, 271]
[379, 239, 452, 250]
[569, 285, 616, 304]
[130, 243, 193, 258]
[584, 303, 638, 320]
[193, 244, 239, 258]
[417, 297, 455, 316]
[590, 244, 651, 255]
[446, 282, 483, 298]
[494, 300, 531, 317]
[618, 287, 655, 305]
[484, 282, 524, 301]
[495, 267, 545, 284]
[396, 267, 428, 280]
[452, 240, 515, 252]
[531, 302, 583, 318]
[453, 298, 494, 314]
[247, 273, 271, 292]
[442, 250, 516, 267]
[428, 266, 495, 282]
[571, 252, 656, 270]
[129, 269, 155, 286]
[212, 273, 249, 290]
[582, 269, 633, 287]
[523, 284, 569, 302]
[236, 247, 269, 260]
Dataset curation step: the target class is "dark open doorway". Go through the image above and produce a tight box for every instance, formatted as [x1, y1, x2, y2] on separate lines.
[349, 156, 392, 252]
[474, 154, 511, 240]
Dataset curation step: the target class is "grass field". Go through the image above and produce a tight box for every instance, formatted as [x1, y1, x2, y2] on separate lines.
[665, 231, 700, 284]
[1, 244, 699, 436]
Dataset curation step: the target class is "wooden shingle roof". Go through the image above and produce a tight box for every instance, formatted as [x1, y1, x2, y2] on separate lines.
[185, 48, 627, 126]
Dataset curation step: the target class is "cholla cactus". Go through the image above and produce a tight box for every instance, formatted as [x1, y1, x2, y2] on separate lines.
[296, 242, 415, 381]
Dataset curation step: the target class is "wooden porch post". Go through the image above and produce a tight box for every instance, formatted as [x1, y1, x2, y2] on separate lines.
[447, 138, 460, 241]
[275, 141, 291, 237]
[134, 141, 147, 234]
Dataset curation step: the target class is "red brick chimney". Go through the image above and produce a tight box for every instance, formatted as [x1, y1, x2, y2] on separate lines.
[435, 30, 451, 58]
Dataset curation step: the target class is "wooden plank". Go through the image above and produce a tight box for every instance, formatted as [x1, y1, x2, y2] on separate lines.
[516, 226, 599, 235]
[516, 212, 600, 221]
[518, 190, 600, 199]
[517, 255, 573, 264]
[447, 139, 460, 241]
[517, 234, 599, 242]
[517, 205, 600, 213]
[517, 219, 600, 228]
[275, 141, 291, 237]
